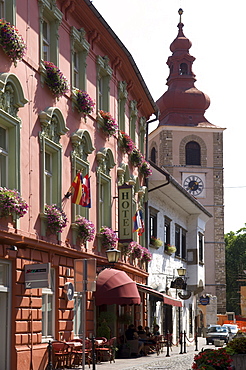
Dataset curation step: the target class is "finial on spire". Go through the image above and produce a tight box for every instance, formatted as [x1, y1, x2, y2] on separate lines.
[178, 8, 183, 23]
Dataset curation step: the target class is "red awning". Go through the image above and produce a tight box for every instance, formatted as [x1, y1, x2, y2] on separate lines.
[94, 268, 141, 306]
[137, 284, 182, 307]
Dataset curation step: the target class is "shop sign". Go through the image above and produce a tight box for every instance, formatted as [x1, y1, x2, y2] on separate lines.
[118, 185, 133, 242]
[199, 295, 210, 305]
[25, 262, 51, 289]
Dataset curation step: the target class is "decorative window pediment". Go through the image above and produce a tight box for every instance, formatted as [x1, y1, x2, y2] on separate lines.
[71, 129, 95, 162]
[39, 107, 69, 145]
[96, 147, 115, 176]
[0, 73, 28, 118]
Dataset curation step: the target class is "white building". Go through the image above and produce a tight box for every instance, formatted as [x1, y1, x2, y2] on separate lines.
[146, 161, 212, 342]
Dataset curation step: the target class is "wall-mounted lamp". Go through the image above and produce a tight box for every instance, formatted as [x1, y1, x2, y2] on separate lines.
[177, 267, 186, 277]
[105, 247, 121, 264]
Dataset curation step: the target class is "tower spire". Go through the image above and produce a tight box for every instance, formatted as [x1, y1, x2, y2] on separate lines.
[178, 8, 183, 23]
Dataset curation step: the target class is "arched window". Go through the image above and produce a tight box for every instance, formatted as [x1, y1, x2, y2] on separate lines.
[150, 147, 156, 163]
[179, 63, 188, 75]
[185, 141, 201, 165]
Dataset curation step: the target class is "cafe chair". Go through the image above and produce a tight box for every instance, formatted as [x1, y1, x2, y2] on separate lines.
[52, 341, 70, 369]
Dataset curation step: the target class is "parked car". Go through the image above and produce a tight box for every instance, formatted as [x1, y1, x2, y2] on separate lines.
[206, 326, 231, 345]
[222, 324, 238, 339]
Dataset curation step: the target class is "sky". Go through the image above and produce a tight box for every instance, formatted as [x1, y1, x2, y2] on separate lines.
[92, 0, 246, 234]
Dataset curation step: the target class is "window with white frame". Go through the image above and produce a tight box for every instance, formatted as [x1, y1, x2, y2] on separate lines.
[70, 27, 90, 91]
[199, 232, 204, 263]
[42, 269, 55, 340]
[96, 56, 112, 111]
[164, 217, 171, 245]
[38, 0, 62, 67]
[149, 208, 158, 241]
[175, 224, 181, 257]
[73, 293, 82, 337]
[175, 224, 187, 259]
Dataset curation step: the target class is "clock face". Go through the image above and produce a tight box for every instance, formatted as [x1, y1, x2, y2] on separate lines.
[183, 175, 204, 196]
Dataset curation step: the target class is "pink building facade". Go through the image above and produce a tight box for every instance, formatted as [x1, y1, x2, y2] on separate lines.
[0, 1, 158, 369]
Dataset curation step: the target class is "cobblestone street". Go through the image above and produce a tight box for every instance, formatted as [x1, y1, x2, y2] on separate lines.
[68, 338, 210, 370]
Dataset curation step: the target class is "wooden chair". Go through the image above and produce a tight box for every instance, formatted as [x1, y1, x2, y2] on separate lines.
[68, 338, 92, 368]
[95, 336, 116, 363]
[52, 341, 70, 369]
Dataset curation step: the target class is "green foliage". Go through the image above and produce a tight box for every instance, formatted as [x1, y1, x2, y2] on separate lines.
[225, 227, 246, 314]
[226, 336, 246, 354]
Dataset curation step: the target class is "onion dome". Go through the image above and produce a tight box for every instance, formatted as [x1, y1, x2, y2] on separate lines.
[157, 9, 213, 128]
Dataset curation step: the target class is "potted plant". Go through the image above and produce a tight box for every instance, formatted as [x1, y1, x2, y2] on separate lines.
[129, 148, 144, 167]
[0, 19, 26, 66]
[192, 348, 232, 369]
[129, 241, 142, 259]
[43, 61, 69, 98]
[44, 204, 67, 234]
[99, 226, 118, 248]
[0, 187, 28, 218]
[98, 110, 118, 137]
[150, 237, 163, 248]
[165, 243, 176, 255]
[74, 216, 95, 245]
[118, 131, 135, 154]
[141, 246, 152, 262]
[226, 336, 246, 369]
[139, 160, 152, 178]
[73, 89, 95, 116]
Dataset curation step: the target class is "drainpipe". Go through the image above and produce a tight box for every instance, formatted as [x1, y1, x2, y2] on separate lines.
[144, 114, 159, 249]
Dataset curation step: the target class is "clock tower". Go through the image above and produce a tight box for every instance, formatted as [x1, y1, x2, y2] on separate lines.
[149, 10, 226, 313]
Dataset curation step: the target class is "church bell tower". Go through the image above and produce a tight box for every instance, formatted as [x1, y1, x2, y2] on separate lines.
[149, 9, 226, 313]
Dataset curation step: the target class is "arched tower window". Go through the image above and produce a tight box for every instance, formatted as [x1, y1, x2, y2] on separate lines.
[150, 147, 157, 163]
[179, 63, 188, 75]
[185, 141, 201, 165]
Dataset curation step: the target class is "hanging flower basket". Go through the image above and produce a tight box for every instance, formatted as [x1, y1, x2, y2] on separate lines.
[44, 204, 67, 234]
[129, 241, 143, 259]
[0, 19, 26, 66]
[150, 237, 163, 248]
[141, 246, 152, 262]
[129, 148, 144, 167]
[0, 187, 28, 218]
[99, 226, 118, 248]
[139, 160, 152, 178]
[75, 216, 95, 245]
[98, 110, 118, 137]
[73, 89, 95, 115]
[43, 61, 69, 98]
[165, 244, 176, 255]
[118, 131, 135, 154]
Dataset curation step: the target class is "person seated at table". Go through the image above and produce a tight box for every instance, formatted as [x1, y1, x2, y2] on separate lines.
[144, 326, 153, 338]
[137, 325, 146, 337]
[153, 324, 160, 336]
[125, 324, 144, 356]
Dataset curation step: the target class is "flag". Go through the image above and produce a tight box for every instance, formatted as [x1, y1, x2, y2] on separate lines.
[70, 172, 83, 205]
[82, 174, 91, 208]
[133, 209, 145, 235]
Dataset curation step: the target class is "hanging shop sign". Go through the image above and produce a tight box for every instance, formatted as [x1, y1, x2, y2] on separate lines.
[170, 277, 187, 290]
[118, 185, 133, 242]
[199, 295, 210, 306]
[25, 262, 51, 289]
